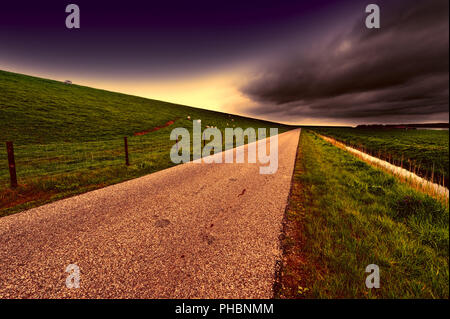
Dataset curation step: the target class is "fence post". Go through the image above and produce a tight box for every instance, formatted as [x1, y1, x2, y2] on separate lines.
[202, 132, 205, 148]
[124, 137, 130, 166]
[6, 141, 18, 188]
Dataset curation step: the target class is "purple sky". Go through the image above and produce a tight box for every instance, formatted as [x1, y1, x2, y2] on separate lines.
[0, 0, 448, 125]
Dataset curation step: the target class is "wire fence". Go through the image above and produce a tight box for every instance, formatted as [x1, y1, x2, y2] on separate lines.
[0, 133, 173, 186]
[0, 129, 261, 189]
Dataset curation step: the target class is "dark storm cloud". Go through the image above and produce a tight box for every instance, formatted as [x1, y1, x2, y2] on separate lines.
[0, 0, 350, 79]
[241, 0, 449, 122]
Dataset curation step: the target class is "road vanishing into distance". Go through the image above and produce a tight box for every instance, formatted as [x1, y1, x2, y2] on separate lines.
[0, 129, 300, 298]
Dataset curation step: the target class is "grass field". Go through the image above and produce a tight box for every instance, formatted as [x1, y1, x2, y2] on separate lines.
[0, 70, 291, 216]
[278, 130, 449, 298]
[311, 127, 449, 186]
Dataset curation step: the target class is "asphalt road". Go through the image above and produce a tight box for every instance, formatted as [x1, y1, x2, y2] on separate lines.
[0, 128, 300, 298]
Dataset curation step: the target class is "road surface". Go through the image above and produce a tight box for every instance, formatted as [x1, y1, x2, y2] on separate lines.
[0, 129, 300, 298]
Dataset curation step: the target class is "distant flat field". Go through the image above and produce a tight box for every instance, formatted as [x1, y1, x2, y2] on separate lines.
[311, 127, 449, 186]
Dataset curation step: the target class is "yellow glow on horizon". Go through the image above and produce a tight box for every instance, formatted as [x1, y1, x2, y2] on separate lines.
[0, 63, 355, 126]
[121, 72, 251, 113]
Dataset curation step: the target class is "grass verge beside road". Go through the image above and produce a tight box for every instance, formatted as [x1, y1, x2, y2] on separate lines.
[278, 130, 449, 298]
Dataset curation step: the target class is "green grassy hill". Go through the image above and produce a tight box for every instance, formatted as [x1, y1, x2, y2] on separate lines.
[0, 70, 292, 216]
[0, 70, 288, 144]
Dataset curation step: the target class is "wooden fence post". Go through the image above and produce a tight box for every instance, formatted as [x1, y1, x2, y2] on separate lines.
[124, 137, 130, 166]
[202, 132, 205, 148]
[6, 141, 18, 188]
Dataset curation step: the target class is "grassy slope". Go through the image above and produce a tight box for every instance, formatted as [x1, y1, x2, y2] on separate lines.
[0, 70, 288, 144]
[279, 130, 448, 298]
[0, 70, 291, 216]
[311, 127, 449, 186]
